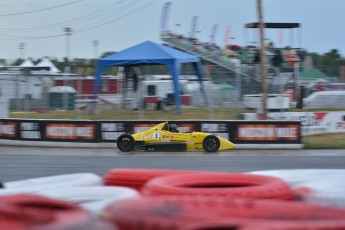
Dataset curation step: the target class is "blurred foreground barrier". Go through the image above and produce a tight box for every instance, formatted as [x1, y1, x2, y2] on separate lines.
[104, 168, 203, 190]
[1, 173, 103, 196]
[102, 196, 345, 230]
[35, 186, 140, 215]
[4, 173, 102, 189]
[249, 169, 345, 207]
[2, 168, 345, 229]
[142, 172, 294, 200]
[104, 168, 294, 200]
[0, 194, 96, 230]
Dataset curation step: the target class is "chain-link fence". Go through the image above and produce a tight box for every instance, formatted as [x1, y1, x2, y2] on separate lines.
[1, 59, 345, 130]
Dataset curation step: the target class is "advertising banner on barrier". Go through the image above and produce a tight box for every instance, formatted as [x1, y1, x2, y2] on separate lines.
[234, 123, 300, 142]
[0, 119, 301, 145]
[42, 121, 98, 142]
[0, 121, 18, 139]
[200, 122, 229, 140]
[20, 121, 42, 140]
[242, 112, 345, 135]
[100, 122, 126, 142]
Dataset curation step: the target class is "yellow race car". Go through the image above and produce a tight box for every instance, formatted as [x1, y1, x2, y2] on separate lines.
[116, 122, 236, 152]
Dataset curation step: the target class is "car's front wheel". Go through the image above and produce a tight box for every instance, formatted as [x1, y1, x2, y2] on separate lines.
[202, 135, 220, 152]
[117, 134, 135, 152]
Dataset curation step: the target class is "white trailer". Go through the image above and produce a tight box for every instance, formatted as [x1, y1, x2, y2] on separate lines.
[243, 94, 291, 111]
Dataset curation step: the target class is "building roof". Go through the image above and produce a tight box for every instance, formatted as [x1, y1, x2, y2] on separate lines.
[245, 23, 300, 29]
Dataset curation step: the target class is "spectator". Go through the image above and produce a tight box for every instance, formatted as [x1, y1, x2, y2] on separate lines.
[253, 49, 260, 63]
[272, 49, 284, 76]
[283, 46, 300, 67]
[272, 49, 283, 67]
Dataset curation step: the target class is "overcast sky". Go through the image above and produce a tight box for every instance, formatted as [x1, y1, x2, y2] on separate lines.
[1, 0, 344, 62]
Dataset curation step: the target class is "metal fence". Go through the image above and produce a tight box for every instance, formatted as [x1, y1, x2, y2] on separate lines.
[1, 64, 344, 120]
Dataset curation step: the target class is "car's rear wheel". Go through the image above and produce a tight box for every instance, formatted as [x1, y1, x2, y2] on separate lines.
[117, 134, 135, 152]
[202, 135, 220, 152]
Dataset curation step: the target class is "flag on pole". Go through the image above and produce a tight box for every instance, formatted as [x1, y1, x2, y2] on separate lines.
[160, 2, 172, 32]
[189, 16, 199, 38]
[278, 29, 284, 46]
[224, 25, 232, 45]
[210, 24, 218, 44]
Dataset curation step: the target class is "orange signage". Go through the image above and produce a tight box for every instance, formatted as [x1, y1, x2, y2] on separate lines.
[236, 124, 300, 141]
[0, 122, 17, 137]
[45, 124, 96, 140]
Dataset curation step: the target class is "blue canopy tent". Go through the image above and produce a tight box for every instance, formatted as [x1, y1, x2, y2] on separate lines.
[93, 41, 207, 113]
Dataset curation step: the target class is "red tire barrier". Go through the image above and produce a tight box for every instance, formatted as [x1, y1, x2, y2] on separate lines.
[142, 172, 294, 200]
[178, 220, 257, 230]
[102, 196, 345, 230]
[0, 194, 93, 230]
[182, 220, 345, 230]
[104, 168, 202, 190]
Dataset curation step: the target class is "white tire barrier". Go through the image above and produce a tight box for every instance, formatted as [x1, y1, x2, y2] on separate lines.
[4, 173, 102, 189]
[248, 169, 345, 207]
[248, 169, 345, 187]
[0, 173, 103, 196]
[35, 186, 141, 214]
[295, 176, 345, 207]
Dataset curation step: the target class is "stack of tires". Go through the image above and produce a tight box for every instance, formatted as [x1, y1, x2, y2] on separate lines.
[0, 194, 112, 230]
[2, 169, 345, 230]
[101, 168, 345, 230]
[0, 173, 139, 230]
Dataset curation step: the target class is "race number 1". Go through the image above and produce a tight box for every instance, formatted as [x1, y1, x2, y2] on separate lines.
[153, 132, 160, 139]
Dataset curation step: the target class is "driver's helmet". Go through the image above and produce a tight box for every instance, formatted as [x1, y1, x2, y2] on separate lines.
[169, 124, 179, 132]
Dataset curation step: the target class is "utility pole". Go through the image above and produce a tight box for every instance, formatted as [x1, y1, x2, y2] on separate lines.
[63, 27, 72, 110]
[64, 27, 72, 70]
[93, 40, 99, 59]
[257, 0, 268, 119]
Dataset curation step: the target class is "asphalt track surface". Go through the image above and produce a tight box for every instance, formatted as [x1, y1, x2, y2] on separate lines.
[1, 146, 345, 183]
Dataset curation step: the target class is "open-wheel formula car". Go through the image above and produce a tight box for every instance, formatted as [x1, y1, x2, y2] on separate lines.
[116, 122, 236, 152]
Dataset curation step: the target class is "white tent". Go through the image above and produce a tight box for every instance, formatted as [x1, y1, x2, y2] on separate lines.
[35, 57, 61, 73]
[19, 59, 35, 67]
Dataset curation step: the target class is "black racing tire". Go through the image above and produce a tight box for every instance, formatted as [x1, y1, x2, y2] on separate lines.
[202, 135, 220, 152]
[117, 134, 135, 152]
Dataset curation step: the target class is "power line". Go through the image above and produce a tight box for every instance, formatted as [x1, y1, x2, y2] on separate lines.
[0, 0, 157, 40]
[0, 33, 63, 40]
[0, 0, 128, 32]
[75, 0, 157, 33]
[0, 0, 86, 17]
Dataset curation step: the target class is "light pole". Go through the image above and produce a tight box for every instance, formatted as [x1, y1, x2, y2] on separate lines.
[19, 43, 25, 60]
